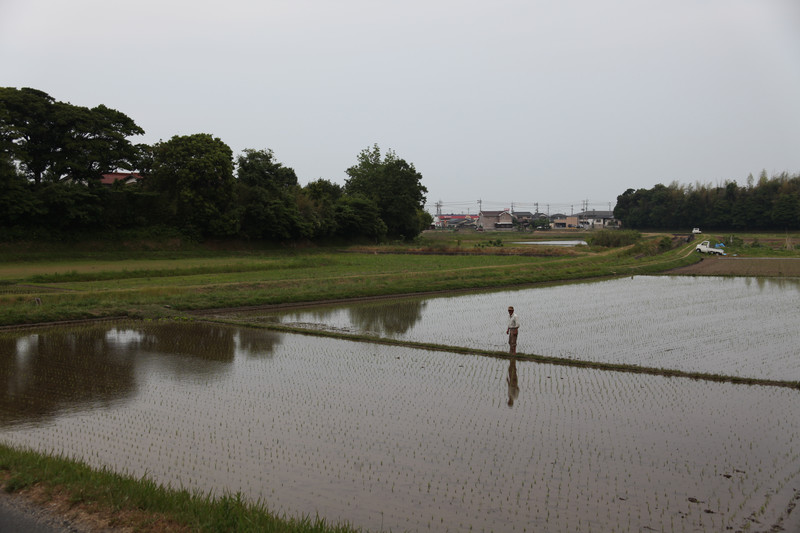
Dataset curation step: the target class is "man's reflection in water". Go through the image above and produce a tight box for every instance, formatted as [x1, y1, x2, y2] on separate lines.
[507, 359, 519, 407]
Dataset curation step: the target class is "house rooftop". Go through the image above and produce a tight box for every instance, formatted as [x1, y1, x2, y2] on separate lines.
[576, 210, 614, 218]
[100, 172, 142, 185]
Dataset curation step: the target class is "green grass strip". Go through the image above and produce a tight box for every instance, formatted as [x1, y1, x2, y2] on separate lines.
[0, 444, 359, 533]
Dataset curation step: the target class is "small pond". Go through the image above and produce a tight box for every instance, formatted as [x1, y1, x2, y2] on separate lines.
[511, 240, 588, 246]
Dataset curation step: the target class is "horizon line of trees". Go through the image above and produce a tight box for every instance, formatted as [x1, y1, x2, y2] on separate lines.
[1, 87, 431, 242]
[3, 87, 798, 242]
[614, 171, 800, 230]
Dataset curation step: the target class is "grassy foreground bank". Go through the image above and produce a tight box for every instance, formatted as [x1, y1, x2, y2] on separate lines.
[0, 444, 357, 532]
[1, 230, 797, 532]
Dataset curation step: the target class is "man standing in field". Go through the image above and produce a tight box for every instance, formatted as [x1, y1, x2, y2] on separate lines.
[506, 306, 519, 355]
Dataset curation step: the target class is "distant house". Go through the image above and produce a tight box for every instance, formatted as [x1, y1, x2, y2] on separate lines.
[550, 213, 578, 229]
[434, 213, 479, 229]
[100, 172, 143, 186]
[511, 211, 534, 227]
[576, 210, 618, 228]
[477, 210, 514, 230]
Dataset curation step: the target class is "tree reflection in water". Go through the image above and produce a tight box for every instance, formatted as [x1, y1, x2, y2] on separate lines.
[0, 322, 284, 428]
[348, 299, 427, 335]
[0, 327, 136, 427]
[236, 327, 283, 359]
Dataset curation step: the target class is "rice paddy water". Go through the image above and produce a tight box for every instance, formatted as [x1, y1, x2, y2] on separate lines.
[1, 275, 798, 532]
[223, 275, 800, 381]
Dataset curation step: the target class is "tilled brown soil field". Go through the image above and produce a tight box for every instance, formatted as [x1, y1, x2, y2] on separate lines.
[671, 256, 800, 276]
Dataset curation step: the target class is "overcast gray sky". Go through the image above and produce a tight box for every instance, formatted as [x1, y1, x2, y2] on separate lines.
[2, 0, 799, 214]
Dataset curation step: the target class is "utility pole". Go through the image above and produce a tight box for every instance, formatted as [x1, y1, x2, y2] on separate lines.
[435, 201, 442, 217]
[478, 199, 482, 214]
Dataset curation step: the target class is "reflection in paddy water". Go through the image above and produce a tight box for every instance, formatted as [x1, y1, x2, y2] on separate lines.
[226, 275, 800, 381]
[0, 322, 284, 428]
[1, 321, 799, 532]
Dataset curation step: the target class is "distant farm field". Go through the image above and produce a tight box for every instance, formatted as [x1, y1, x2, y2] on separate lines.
[0, 234, 708, 327]
[670, 256, 800, 276]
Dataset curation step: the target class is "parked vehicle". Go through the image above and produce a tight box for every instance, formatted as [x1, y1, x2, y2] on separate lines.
[695, 240, 725, 255]
[692, 228, 702, 234]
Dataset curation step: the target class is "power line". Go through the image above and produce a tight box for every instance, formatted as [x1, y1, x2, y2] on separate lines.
[426, 200, 614, 214]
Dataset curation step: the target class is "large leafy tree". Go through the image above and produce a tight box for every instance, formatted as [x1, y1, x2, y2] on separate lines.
[0, 152, 40, 226]
[344, 144, 428, 240]
[59, 103, 144, 183]
[0, 87, 143, 184]
[301, 178, 343, 238]
[237, 148, 298, 192]
[235, 148, 311, 240]
[333, 194, 387, 241]
[0, 88, 59, 184]
[148, 133, 238, 237]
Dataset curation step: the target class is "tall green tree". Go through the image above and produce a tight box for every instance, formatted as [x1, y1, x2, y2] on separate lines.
[59, 103, 144, 183]
[235, 148, 311, 240]
[237, 148, 298, 192]
[0, 153, 40, 226]
[0, 87, 143, 184]
[302, 179, 343, 238]
[771, 192, 800, 229]
[333, 194, 387, 241]
[344, 144, 428, 240]
[0, 88, 61, 184]
[148, 134, 238, 237]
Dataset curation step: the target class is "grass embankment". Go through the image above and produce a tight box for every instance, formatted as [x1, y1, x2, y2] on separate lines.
[0, 444, 357, 532]
[0, 232, 701, 327]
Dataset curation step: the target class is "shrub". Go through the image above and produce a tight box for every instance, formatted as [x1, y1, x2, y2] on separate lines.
[588, 230, 641, 247]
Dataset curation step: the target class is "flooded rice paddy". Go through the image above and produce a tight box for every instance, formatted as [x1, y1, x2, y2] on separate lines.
[224, 275, 800, 381]
[1, 275, 799, 532]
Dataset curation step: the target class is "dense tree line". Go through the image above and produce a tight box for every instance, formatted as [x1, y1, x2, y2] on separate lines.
[0, 88, 431, 242]
[614, 172, 800, 231]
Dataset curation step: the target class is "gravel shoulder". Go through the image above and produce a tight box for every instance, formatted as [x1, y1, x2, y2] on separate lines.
[0, 488, 90, 533]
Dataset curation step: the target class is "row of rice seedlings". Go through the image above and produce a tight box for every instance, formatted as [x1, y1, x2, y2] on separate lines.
[2, 324, 799, 531]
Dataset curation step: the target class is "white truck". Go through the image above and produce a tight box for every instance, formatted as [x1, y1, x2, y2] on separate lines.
[695, 240, 725, 255]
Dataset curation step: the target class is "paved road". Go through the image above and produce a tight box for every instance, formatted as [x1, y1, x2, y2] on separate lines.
[0, 492, 83, 533]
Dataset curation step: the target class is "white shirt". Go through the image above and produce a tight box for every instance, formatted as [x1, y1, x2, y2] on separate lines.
[507, 313, 519, 329]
